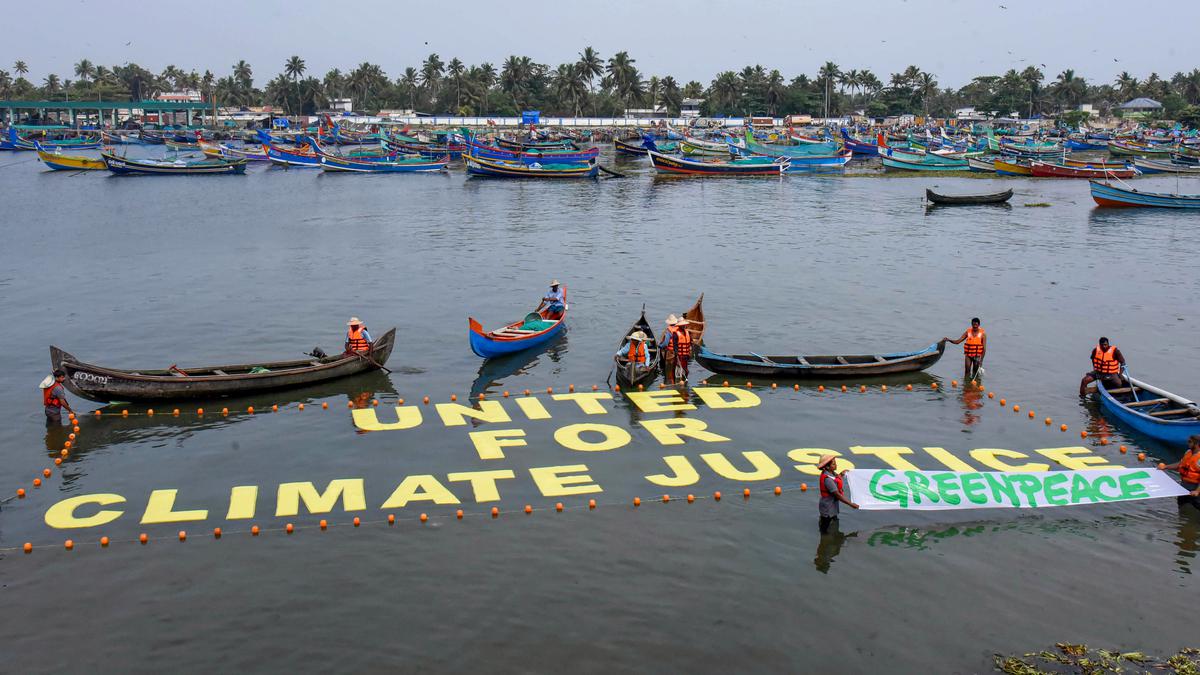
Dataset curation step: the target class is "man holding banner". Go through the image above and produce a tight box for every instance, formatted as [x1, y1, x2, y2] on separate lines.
[818, 455, 859, 534]
[1162, 435, 1200, 511]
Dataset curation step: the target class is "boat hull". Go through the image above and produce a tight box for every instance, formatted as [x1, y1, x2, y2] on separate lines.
[695, 341, 945, 379]
[649, 150, 785, 175]
[1090, 180, 1200, 208]
[1097, 379, 1200, 446]
[102, 153, 248, 175]
[469, 315, 566, 358]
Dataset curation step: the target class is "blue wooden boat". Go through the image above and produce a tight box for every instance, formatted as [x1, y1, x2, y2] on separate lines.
[733, 130, 840, 158]
[101, 152, 248, 175]
[496, 137, 576, 151]
[462, 138, 598, 164]
[1090, 180, 1200, 208]
[882, 155, 968, 171]
[1065, 137, 1108, 151]
[1130, 157, 1200, 175]
[465, 152, 598, 178]
[648, 149, 787, 176]
[320, 154, 448, 173]
[469, 292, 568, 358]
[694, 341, 945, 379]
[840, 128, 881, 156]
[1096, 377, 1200, 447]
[614, 136, 679, 156]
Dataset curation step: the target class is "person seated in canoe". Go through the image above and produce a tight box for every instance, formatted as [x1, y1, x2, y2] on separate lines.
[661, 315, 693, 384]
[944, 317, 986, 382]
[344, 317, 373, 354]
[615, 331, 651, 368]
[1079, 337, 1126, 396]
[535, 280, 565, 320]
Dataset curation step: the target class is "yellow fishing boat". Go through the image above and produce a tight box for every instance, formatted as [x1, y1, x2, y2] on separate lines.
[35, 143, 107, 171]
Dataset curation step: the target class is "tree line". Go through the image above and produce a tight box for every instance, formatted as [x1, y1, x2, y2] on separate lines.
[4, 51, 1200, 122]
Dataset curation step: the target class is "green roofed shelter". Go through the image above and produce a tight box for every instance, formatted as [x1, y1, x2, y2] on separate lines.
[0, 99, 213, 127]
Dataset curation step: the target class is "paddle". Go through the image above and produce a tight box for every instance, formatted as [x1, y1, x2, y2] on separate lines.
[748, 351, 777, 365]
[598, 165, 626, 178]
[1122, 365, 1137, 403]
[347, 348, 392, 374]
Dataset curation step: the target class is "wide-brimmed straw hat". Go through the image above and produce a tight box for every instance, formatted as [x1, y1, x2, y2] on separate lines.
[817, 454, 836, 469]
[666, 314, 678, 326]
[629, 331, 647, 341]
[675, 318, 691, 326]
[39, 375, 55, 389]
[550, 279, 560, 286]
[347, 316, 363, 326]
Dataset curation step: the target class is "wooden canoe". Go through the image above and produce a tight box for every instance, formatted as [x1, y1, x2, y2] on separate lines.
[50, 328, 396, 402]
[469, 288, 568, 358]
[1096, 377, 1200, 447]
[694, 340, 945, 379]
[926, 188, 1013, 205]
[614, 307, 662, 388]
[682, 293, 705, 345]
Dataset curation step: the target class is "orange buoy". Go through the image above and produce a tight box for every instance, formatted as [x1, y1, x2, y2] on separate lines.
[54, 458, 62, 466]
[286, 523, 294, 534]
[197, 408, 204, 415]
[397, 399, 404, 405]
[988, 392, 995, 399]
[100, 536, 109, 547]
[1080, 430, 1088, 438]
[247, 406, 255, 414]
[503, 391, 510, 398]
[60, 449, 67, 457]
[423, 396, 430, 404]
[456, 509, 464, 520]
[1100, 437, 1110, 446]
[1045, 417, 1052, 425]
[881, 385, 888, 392]
[121, 409, 129, 417]
[298, 403, 305, 411]
[569, 384, 575, 392]
[68, 432, 76, 440]
[32, 478, 41, 487]
[352, 517, 360, 527]
[64, 540, 74, 550]
[687, 494, 695, 503]
[319, 520, 327, 530]
[840, 385, 847, 392]
[661, 494, 670, 503]
[478, 393, 485, 401]
[1137, 452, 1146, 461]
[906, 384, 913, 391]
[222, 407, 229, 415]
[633, 497, 641, 507]
[931, 382, 939, 390]
[743, 488, 751, 498]
[523, 389, 531, 396]
[859, 385, 866, 392]
[421, 513, 429, 523]
[388, 514, 395, 525]
[638, 384, 644, 391]
[139, 533, 148, 544]
[714, 491, 722, 501]
[818, 385, 825, 392]
[23, 542, 32, 554]
[491, 507, 499, 518]
[450, 394, 457, 402]
[1158, 462, 1167, 470]
[172, 408, 180, 416]
[523, 505, 532, 514]
[322, 402, 329, 409]
[774, 486, 782, 495]
[42, 468, 51, 477]
[347, 401, 354, 408]
[588, 499, 596, 510]
[800, 483, 808, 492]
[555, 502, 563, 512]
[951, 380, 958, 388]
[214, 527, 222, 538]
[178, 531, 187, 542]
[93, 410, 101, 416]
[1000, 399, 1007, 407]
[722, 380, 729, 387]
[63, 440, 72, 449]
[1029, 410, 1035, 418]
[252, 525, 261, 536]
[771, 382, 777, 389]
[547, 387, 553, 394]
[1120, 445, 1128, 454]
[73, 426, 80, 433]
[16, 488, 25, 498]
[1061, 424, 1069, 432]
[274, 404, 281, 411]
[592, 384, 598, 391]
[613, 384, 621, 392]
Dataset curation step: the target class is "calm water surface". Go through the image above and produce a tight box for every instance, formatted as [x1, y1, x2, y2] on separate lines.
[1, 148, 1198, 672]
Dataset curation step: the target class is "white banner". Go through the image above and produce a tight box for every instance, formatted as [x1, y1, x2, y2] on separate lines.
[845, 468, 1188, 511]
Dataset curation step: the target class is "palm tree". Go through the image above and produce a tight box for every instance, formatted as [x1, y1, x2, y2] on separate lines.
[42, 73, 61, 99]
[233, 60, 253, 88]
[500, 55, 529, 110]
[284, 55, 306, 81]
[401, 67, 419, 111]
[447, 58, 465, 113]
[1054, 69, 1087, 109]
[818, 61, 840, 118]
[323, 68, 344, 99]
[682, 80, 704, 99]
[765, 69, 785, 116]
[1114, 71, 1139, 101]
[916, 72, 938, 115]
[0, 70, 12, 99]
[577, 46, 603, 114]
[14, 60, 28, 76]
[707, 71, 740, 114]
[606, 51, 642, 110]
[660, 75, 682, 115]
[73, 59, 95, 84]
[420, 53, 444, 108]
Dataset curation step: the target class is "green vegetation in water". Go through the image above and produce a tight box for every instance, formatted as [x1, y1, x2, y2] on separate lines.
[1024, 202, 1052, 207]
[994, 644, 1200, 674]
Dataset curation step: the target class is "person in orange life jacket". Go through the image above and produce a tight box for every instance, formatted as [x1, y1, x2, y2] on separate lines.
[40, 369, 74, 426]
[1079, 337, 1126, 396]
[660, 315, 692, 383]
[818, 454, 858, 534]
[945, 317, 986, 381]
[1161, 435, 1200, 510]
[614, 331, 650, 367]
[344, 317, 373, 354]
[535, 280, 565, 320]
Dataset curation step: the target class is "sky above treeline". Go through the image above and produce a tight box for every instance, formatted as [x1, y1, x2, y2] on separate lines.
[6, 0, 1199, 89]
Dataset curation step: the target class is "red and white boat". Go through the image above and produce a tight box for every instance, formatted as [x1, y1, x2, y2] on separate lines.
[1029, 161, 1139, 179]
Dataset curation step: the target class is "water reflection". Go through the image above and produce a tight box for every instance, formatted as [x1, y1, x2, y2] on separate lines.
[813, 520, 857, 574]
[468, 338, 569, 401]
[1173, 510, 1200, 575]
[959, 386, 985, 427]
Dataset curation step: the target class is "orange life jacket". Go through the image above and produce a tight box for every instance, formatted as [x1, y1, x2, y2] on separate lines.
[1180, 450, 1200, 484]
[42, 383, 62, 408]
[673, 326, 692, 358]
[627, 341, 645, 364]
[1092, 344, 1120, 375]
[819, 470, 843, 498]
[346, 326, 370, 353]
[964, 327, 985, 358]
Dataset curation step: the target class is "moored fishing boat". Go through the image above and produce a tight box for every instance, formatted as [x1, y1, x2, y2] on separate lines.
[694, 340, 945, 379]
[1108, 140, 1174, 157]
[469, 291, 568, 358]
[682, 293, 705, 346]
[734, 130, 841, 158]
[840, 129, 882, 156]
[881, 155, 969, 172]
[101, 151, 248, 175]
[49, 329, 396, 402]
[926, 188, 1013, 205]
[1029, 161, 1138, 179]
[34, 142, 106, 171]
[967, 157, 997, 173]
[614, 136, 679, 156]
[679, 135, 730, 156]
[320, 154, 449, 173]
[496, 137, 577, 151]
[1130, 157, 1200, 175]
[1096, 377, 1200, 446]
[463, 137, 598, 164]
[648, 149, 787, 176]
[465, 152, 598, 178]
[1089, 180, 1200, 208]
[994, 158, 1032, 176]
[614, 308, 662, 389]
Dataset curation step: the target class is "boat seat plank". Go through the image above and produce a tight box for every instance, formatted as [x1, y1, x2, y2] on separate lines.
[1104, 387, 1141, 395]
[797, 357, 811, 366]
[1126, 397, 1169, 408]
[874, 356, 887, 363]
[1149, 409, 1196, 417]
[836, 357, 849, 365]
[310, 361, 323, 366]
[171, 371, 187, 377]
[212, 369, 228, 376]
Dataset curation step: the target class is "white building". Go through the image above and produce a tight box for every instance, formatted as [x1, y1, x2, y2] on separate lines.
[681, 98, 704, 118]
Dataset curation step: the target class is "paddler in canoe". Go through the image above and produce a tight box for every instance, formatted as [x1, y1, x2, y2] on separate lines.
[944, 317, 986, 382]
[1079, 336, 1126, 396]
[344, 317, 374, 354]
[534, 280, 566, 320]
[660, 315, 693, 385]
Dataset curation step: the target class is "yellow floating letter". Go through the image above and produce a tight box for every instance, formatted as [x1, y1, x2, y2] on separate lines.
[645, 455, 701, 487]
[276, 479, 366, 517]
[1036, 446, 1121, 471]
[44, 494, 125, 529]
[640, 418, 730, 446]
[529, 464, 603, 497]
[381, 475, 461, 508]
[850, 446, 920, 471]
[701, 450, 781, 481]
[515, 396, 551, 420]
[625, 389, 696, 413]
[554, 423, 631, 452]
[923, 447, 976, 471]
[226, 485, 258, 520]
[448, 469, 516, 503]
[141, 489, 209, 524]
[436, 400, 512, 427]
[694, 386, 761, 409]
[469, 428, 528, 460]
[969, 449, 1050, 472]
[352, 405, 423, 431]
[552, 392, 614, 415]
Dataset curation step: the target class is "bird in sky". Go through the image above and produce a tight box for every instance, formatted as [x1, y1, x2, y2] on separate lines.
[125, 41, 132, 46]
[999, 4, 1008, 8]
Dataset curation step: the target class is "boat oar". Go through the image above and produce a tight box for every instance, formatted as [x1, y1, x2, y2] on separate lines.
[349, 349, 392, 375]
[748, 351, 777, 364]
[1123, 366, 1137, 402]
[598, 165, 626, 178]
